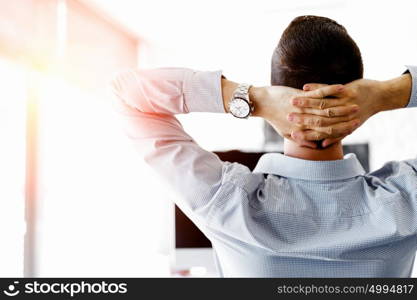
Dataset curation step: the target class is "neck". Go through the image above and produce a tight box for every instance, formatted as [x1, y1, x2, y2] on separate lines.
[283, 139, 344, 161]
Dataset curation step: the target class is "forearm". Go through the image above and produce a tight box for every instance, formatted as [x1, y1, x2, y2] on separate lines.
[112, 68, 225, 115]
[379, 73, 412, 112]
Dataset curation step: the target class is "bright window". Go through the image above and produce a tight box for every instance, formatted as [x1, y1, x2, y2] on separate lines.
[36, 77, 171, 276]
[0, 58, 27, 276]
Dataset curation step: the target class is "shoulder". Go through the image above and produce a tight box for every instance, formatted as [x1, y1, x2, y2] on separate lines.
[365, 159, 417, 198]
[367, 159, 417, 180]
[221, 162, 265, 195]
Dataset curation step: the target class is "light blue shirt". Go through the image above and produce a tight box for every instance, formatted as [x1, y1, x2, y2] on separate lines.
[112, 66, 417, 277]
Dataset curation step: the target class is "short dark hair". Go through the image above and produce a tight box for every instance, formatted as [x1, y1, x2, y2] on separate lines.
[271, 16, 363, 89]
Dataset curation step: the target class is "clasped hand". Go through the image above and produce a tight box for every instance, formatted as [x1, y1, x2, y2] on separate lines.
[255, 79, 382, 148]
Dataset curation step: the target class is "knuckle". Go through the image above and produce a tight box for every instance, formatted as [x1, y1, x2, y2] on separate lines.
[314, 118, 322, 127]
[307, 118, 315, 126]
[326, 126, 333, 135]
[296, 115, 303, 124]
[326, 108, 334, 117]
[348, 89, 358, 98]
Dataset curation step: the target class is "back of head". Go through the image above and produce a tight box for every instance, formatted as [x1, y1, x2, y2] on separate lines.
[271, 16, 363, 89]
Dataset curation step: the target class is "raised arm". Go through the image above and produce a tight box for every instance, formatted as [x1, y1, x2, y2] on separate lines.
[111, 68, 226, 226]
[111, 68, 360, 225]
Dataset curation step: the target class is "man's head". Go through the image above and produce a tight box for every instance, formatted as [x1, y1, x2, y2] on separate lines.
[271, 16, 363, 160]
[271, 15, 363, 89]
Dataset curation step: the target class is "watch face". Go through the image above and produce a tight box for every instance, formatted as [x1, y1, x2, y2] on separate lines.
[230, 98, 250, 118]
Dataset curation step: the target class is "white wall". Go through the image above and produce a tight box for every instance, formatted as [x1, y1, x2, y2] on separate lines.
[334, 0, 417, 171]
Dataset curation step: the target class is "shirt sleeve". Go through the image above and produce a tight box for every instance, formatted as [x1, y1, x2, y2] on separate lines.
[111, 68, 227, 226]
[404, 65, 417, 108]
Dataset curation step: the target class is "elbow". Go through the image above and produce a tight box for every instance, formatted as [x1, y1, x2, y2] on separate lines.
[110, 70, 145, 112]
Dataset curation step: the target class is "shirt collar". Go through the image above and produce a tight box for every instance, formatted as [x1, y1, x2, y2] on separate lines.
[253, 153, 366, 180]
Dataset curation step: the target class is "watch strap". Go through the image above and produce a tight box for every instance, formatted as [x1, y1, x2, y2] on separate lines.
[232, 83, 252, 101]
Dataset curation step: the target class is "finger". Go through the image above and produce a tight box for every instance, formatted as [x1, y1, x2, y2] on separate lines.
[299, 141, 318, 149]
[291, 129, 328, 142]
[294, 138, 318, 149]
[287, 113, 356, 128]
[292, 97, 346, 109]
[284, 133, 317, 149]
[303, 83, 327, 91]
[304, 105, 359, 117]
[301, 105, 359, 117]
[292, 97, 347, 110]
[303, 84, 345, 99]
[311, 119, 361, 138]
[322, 137, 343, 148]
[289, 131, 319, 147]
[291, 118, 360, 141]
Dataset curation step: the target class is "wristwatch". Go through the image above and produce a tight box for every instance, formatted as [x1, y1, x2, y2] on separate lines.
[229, 83, 254, 118]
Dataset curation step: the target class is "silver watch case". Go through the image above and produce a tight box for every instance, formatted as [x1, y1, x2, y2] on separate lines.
[229, 97, 252, 118]
[229, 83, 254, 119]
